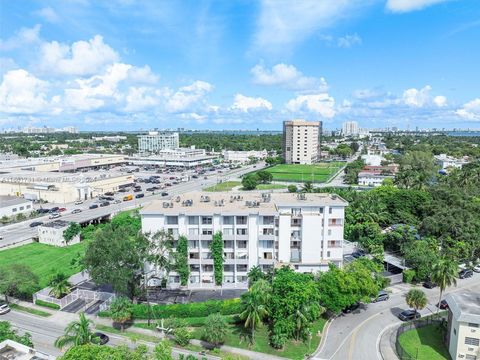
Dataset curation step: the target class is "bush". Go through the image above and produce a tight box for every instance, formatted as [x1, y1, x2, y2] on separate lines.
[403, 269, 416, 284]
[35, 299, 60, 310]
[100, 298, 242, 320]
[287, 185, 297, 193]
[174, 326, 191, 346]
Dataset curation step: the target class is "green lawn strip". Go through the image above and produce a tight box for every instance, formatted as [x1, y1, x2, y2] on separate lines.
[0, 242, 87, 287]
[204, 181, 242, 192]
[95, 324, 160, 343]
[256, 184, 286, 190]
[134, 315, 238, 329]
[262, 163, 344, 183]
[9, 303, 51, 317]
[398, 324, 450, 360]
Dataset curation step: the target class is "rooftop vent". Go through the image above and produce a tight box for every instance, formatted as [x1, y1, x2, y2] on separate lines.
[175, 196, 181, 202]
[162, 202, 170, 208]
[200, 195, 211, 203]
[332, 194, 337, 200]
[297, 193, 306, 200]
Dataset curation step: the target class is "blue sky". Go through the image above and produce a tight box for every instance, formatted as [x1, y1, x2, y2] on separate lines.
[1, 0, 480, 131]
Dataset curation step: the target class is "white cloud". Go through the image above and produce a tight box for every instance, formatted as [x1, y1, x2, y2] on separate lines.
[433, 95, 447, 107]
[254, 0, 368, 52]
[337, 33, 362, 48]
[230, 94, 272, 112]
[456, 98, 480, 121]
[0, 24, 41, 51]
[124, 87, 161, 112]
[285, 93, 336, 118]
[39, 35, 119, 76]
[34, 7, 60, 23]
[386, 0, 449, 13]
[251, 63, 328, 92]
[402, 85, 446, 108]
[165, 81, 213, 113]
[0, 69, 50, 114]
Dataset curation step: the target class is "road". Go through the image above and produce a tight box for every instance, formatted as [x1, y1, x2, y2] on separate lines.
[314, 273, 480, 360]
[0, 163, 261, 249]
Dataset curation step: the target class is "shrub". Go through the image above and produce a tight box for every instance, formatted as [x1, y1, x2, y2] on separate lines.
[287, 185, 297, 193]
[403, 269, 416, 284]
[35, 300, 60, 310]
[173, 326, 191, 346]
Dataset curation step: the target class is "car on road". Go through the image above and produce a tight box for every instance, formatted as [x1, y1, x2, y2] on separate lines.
[99, 202, 110, 207]
[118, 188, 128, 192]
[437, 300, 449, 310]
[146, 187, 155, 192]
[49, 207, 60, 213]
[114, 200, 121, 204]
[0, 301, 11, 315]
[58, 207, 67, 212]
[135, 193, 144, 199]
[473, 264, 480, 273]
[342, 302, 360, 314]
[459, 269, 474, 279]
[89, 204, 99, 209]
[423, 280, 437, 289]
[133, 188, 142, 192]
[398, 310, 421, 321]
[49, 213, 61, 219]
[71, 209, 82, 214]
[74, 200, 84, 205]
[104, 192, 114, 196]
[29, 221, 44, 227]
[36, 208, 50, 214]
[94, 332, 109, 345]
[373, 290, 389, 302]
[161, 192, 169, 196]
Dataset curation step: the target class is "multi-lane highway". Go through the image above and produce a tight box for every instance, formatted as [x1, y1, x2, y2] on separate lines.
[0, 163, 262, 249]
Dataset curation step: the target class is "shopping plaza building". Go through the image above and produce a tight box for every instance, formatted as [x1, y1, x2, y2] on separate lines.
[141, 191, 347, 288]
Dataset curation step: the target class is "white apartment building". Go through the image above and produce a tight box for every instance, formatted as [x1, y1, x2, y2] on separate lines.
[138, 131, 179, 154]
[446, 292, 480, 360]
[342, 121, 359, 137]
[283, 120, 321, 164]
[141, 191, 347, 288]
[38, 220, 80, 247]
[222, 150, 268, 163]
[435, 154, 469, 170]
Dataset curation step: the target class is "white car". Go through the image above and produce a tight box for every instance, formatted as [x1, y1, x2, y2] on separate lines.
[0, 301, 10, 315]
[49, 213, 61, 219]
[473, 264, 480, 273]
[75, 200, 84, 205]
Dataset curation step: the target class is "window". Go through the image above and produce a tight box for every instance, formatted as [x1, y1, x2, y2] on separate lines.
[201, 216, 212, 225]
[202, 229, 213, 235]
[188, 216, 199, 225]
[223, 228, 234, 235]
[469, 323, 480, 328]
[465, 337, 480, 346]
[327, 251, 331, 257]
[26, 205, 31, 209]
[188, 228, 199, 235]
[12, 208, 17, 212]
[223, 216, 234, 225]
[236, 216, 248, 225]
[263, 216, 274, 225]
[328, 229, 332, 236]
[466, 355, 477, 360]
[236, 228, 247, 235]
[329, 207, 333, 214]
[19, 206, 24, 211]
[166, 216, 178, 225]
[262, 228, 274, 235]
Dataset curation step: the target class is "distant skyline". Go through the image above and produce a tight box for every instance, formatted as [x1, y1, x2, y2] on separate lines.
[1, 0, 480, 130]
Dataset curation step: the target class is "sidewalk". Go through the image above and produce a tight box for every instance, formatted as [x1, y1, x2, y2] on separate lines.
[379, 323, 400, 360]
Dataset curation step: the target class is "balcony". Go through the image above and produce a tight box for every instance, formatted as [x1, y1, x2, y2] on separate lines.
[236, 234, 249, 241]
[200, 234, 213, 240]
[236, 241, 248, 249]
[327, 240, 342, 248]
[290, 249, 301, 263]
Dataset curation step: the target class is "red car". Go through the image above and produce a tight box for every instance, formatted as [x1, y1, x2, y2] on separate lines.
[58, 207, 67, 212]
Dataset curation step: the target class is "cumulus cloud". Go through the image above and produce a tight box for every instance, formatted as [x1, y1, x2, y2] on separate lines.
[456, 98, 480, 121]
[251, 63, 328, 92]
[285, 93, 336, 118]
[34, 7, 60, 23]
[0, 69, 50, 114]
[0, 24, 41, 51]
[320, 33, 362, 48]
[39, 35, 119, 76]
[230, 94, 272, 112]
[165, 81, 213, 113]
[402, 85, 446, 108]
[386, 0, 449, 13]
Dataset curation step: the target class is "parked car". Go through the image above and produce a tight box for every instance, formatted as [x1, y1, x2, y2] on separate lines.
[473, 264, 480, 273]
[71, 209, 82, 214]
[373, 290, 389, 302]
[49, 207, 59, 213]
[423, 280, 437, 289]
[133, 188, 142, 192]
[99, 202, 110, 207]
[114, 200, 122, 204]
[94, 332, 109, 345]
[135, 193, 144, 199]
[36, 208, 50, 214]
[146, 187, 155, 192]
[398, 310, 421, 321]
[342, 302, 360, 314]
[49, 213, 61, 219]
[74, 200, 84, 205]
[104, 192, 114, 196]
[58, 207, 67, 212]
[29, 221, 43, 227]
[161, 192, 169, 197]
[351, 250, 366, 258]
[459, 269, 474, 279]
[118, 188, 127, 193]
[89, 204, 99, 209]
[0, 301, 11, 315]
[437, 299, 449, 310]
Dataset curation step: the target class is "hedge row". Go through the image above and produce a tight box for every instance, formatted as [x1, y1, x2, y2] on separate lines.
[35, 299, 60, 310]
[99, 298, 242, 319]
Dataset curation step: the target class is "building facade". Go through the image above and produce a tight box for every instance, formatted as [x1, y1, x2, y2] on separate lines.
[38, 220, 80, 247]
[283, 120, 322, 164]
[342, 121, 359, 137]
[0, 196, 33, 218]
[222, 150, 268, 163]
[141, 191, 347, 288]
[138, 131, 180, 154]
[446, 292, 480, 360]
[0, 339, 55, 360]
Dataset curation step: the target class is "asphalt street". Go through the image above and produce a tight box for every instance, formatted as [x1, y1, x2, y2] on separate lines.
[0, 163, 262, 249]
[314, 273, 480, 360]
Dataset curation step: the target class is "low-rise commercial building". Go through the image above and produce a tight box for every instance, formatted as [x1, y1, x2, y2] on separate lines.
[141, 191, 347, 288]
[222, 150, 268, 163]
[0, 196, 33, 218]
[38, 220, 80, 247]
[446, 292, 480, 360]
[357, 164, 398, 187]
[128, 147, 216, 168]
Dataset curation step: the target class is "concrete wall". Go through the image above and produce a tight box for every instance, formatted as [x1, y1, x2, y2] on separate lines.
[0, 199, 33, 218]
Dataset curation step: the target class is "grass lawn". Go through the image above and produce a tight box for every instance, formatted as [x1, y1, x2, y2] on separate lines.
[256, 184, 286, 190]
[191, 317, 326, 360]
[0, 242, 87, 287]
[398, 324, 450, 360]
[95, 324, 161, 343]
[263, 163, 344, 183]
[10, 303, 51, 317]
[204, 181, 241, 192]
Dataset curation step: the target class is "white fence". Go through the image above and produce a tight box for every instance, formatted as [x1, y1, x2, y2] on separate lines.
[34, 288, 115, 311]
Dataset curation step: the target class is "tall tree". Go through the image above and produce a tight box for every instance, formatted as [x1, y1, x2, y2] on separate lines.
[0, 264, 39, 302]
[109, 297, 134, 332]
[405, 289, 428, 316]
[55, 313, 98, 349]
[431, 257, 458, 315]
[395, 151, 437, 190]
[0, 321, 34, 347]
[175, 235, 190, 286]
[239, 285, 268, 341]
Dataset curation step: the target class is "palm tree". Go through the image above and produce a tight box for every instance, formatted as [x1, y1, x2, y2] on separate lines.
[431, 257, 458, 315]
[405, 289, 428, 316]
[247, 266, 263, 287]
[289, 306, 309, 341]
[109, 296, 134, 332]
[239, 288, 268, 342]
[48, 272, 72, 299]
[54, 313, 98, 349]
[302, 181, 314, 193]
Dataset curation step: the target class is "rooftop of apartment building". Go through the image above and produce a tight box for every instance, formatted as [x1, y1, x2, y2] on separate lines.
[141, 191, 347, 215]
[284, 119, 321, 126]
[446, 292, 480, 323]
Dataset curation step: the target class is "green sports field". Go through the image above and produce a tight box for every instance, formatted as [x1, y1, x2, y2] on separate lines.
[263, 162, 344, 183]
